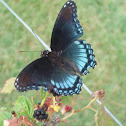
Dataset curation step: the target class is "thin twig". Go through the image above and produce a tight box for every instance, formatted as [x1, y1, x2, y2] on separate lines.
[61, 96, 98, 121]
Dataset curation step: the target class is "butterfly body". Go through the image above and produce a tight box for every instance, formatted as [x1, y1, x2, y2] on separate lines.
[15, 0, 97, 96]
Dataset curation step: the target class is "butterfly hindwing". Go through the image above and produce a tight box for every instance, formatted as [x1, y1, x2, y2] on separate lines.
[51, 65, 82, 95]
[14, 57, 53, 92]
[15, 57, 82, 95]
[62, 40, 97, 75]
[51, 0, 83, 52]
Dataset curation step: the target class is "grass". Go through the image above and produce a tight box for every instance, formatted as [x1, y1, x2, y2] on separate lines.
[0, 0, 126, 125]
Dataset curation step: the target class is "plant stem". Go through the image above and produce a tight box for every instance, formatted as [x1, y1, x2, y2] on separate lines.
[89, 107, 97, 112]
[80, 96, 98, 112]
[40, 92, 48, 106]
[61, 96, 98, 121]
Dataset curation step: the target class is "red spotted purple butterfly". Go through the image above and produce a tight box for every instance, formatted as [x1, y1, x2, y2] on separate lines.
[14, 0, 97, 96]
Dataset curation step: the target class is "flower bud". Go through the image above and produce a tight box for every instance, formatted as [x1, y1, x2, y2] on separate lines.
[61, 105, 72, 114]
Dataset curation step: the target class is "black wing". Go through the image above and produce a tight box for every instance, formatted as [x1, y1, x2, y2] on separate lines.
[14, 57, 53, 92]
[14, 57, 82, 95]
[51, 0, 83, 52]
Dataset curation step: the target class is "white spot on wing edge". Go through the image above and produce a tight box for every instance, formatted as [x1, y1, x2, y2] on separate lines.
[16, 78, 19, 82]
[67, 1, 70, 4]
[64, 4, 66, 8]
[15, 82, 17, 86]
[72, 5, 74, 7]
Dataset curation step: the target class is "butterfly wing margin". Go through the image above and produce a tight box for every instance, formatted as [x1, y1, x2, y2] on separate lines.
[62, 40, 97, 75]
[14, 57, 82, 96]
[14, 57, 53, 92]
[51, 0, 83, 52]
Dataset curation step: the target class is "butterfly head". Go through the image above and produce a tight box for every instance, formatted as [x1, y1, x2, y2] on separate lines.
[41, 50, 49, 58]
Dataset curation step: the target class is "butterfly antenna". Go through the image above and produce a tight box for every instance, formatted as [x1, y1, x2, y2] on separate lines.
[20, 51, 41, 53]
[20, 30, 43, 53]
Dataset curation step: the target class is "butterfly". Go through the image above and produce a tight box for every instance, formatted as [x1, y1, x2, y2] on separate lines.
[14, 0, 97, 96]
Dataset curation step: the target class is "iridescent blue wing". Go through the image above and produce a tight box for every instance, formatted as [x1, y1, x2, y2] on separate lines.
[14, 57, 82, 95]
[51, 65, 82, 96]
[14, 57, 53, 92]
[51, 0, 83, 52]
[61, 40, 97, 75]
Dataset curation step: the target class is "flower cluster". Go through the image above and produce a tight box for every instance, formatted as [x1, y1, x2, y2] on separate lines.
[34, 96, 72, 119]
[1, 88, 112, 126]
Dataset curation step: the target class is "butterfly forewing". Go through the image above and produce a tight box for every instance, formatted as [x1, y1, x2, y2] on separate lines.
[51, 0, 83, 52]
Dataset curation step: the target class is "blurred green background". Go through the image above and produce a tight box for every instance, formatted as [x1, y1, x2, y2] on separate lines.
[0, 0, 126, 125]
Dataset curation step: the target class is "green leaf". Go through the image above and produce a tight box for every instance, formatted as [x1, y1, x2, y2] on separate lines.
[0, 107, 12, 126]
[14, 96, 34, 119]
[0, 77, 16, 94]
